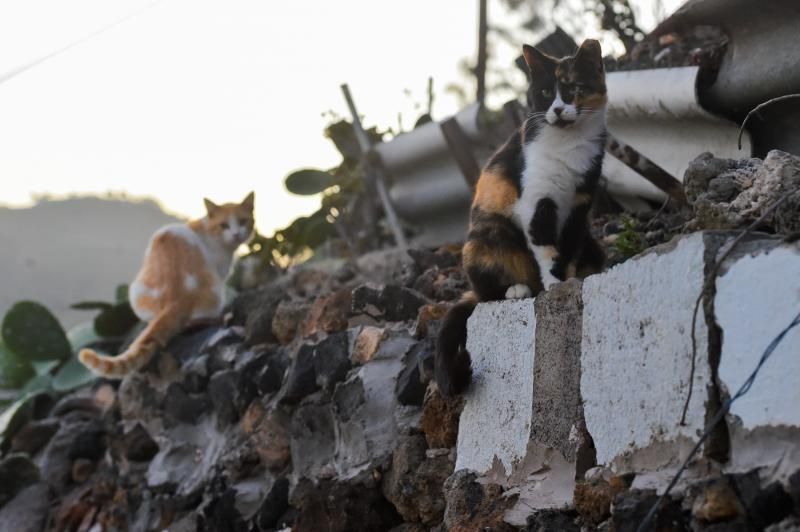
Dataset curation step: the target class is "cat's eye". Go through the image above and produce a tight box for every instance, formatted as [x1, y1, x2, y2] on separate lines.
[541, 88, 553, 98]
[221, 222, 229, 230]
[238, 218, 249, 226]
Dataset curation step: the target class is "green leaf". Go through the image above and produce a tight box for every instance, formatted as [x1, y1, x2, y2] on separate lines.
[52, 358, 96, 392]
[301, 211, 335, 249]
[70, 301, 113, 311]
[94, 301, 139, 338]
[115, 284, 129, 303]
[0, 341, 35, 389]
[30, 360, 59, 376]
[0, 394, 34, 446]
[1, 301, 71, 361]
[284, 169, 336, 196]
[20, 374, 52, 396]
[67, 321, 101, 351]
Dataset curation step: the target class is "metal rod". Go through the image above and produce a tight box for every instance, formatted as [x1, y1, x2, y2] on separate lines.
[340, 84, 408, 250]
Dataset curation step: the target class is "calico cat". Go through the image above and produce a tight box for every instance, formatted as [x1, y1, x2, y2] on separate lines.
[79, 193, 255, 378]
[436, 40, 607, 396]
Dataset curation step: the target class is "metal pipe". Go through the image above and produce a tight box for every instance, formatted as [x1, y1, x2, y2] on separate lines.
[341, 84, 408, 250]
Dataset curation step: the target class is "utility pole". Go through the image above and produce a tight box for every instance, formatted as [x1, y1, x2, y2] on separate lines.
[476, 0, 488, 106]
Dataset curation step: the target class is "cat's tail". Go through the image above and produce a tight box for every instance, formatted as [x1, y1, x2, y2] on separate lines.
[435, 292, 478, 396]
[79, 306, 184, 379]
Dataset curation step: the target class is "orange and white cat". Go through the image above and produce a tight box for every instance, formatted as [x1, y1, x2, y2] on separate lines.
[79, 193, 255, 378]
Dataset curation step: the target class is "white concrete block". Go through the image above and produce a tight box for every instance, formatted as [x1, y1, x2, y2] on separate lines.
[716, 245, 800, 430]
[581, 234, 712, 466]
[456, 298, 536, 473]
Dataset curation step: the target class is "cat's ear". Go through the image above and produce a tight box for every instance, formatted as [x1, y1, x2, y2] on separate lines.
[204, 198, 220, 216]
[575, 39, 604, 73]
[241, 191, 255, 210]
[522, 44, 556, 78]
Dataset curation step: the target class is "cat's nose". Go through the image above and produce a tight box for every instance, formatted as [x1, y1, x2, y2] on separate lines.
[553, 107, 564, 117]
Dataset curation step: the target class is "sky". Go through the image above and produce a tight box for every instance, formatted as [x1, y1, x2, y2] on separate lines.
[0, 0, 681, 234]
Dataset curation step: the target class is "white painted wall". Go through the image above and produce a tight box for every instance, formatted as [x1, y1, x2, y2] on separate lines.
[457, 298, 536, 474]
[716, 245, 800, 430]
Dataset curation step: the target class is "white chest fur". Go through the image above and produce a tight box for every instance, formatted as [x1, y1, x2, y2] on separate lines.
[513, 118, 605, 234]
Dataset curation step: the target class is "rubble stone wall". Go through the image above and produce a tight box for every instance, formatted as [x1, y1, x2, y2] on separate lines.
[459, 231, 800, 530]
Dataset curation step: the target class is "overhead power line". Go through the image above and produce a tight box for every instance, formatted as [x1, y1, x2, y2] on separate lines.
[0, 0, 165, 87]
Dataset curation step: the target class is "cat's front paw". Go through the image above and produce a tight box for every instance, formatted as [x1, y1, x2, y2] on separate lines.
[505, 284, 532, 299]
[541, 272, 561, 290]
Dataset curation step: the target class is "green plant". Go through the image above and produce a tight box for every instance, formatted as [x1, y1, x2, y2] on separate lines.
[239, 119, 392, 280]
[0, 286, 141, 408]
[1, 301, 72, 362]
[614, 215, 647, 258]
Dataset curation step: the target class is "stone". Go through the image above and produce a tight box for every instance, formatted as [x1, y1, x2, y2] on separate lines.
[333, 374, 366, 422]
[313, 332, 352, 392]
[574, 476, 631, 526]
[254, 477, 290, 530]
[413, 303, 449, 339]
[118, 371, 163, 422]
[168, 325, 226, 364]
[415, 338, 436, 385]
[730, 150, 800, 234]
[524, 509, 580, 532]
[332, 351, 407, 476]
[241, 401, 291, 472]
[441, 470, 517, 532]
[123, 422, 159, 462]
[39, 418, 99, 491]
[181, 353, 209, 393]
[352, 284, 428, 322]
[0, 482, 49, 532]
[272, 299, 312, 345]
[290, 400, 336, 479]
[70, 458, 95, 483]
[146, 420, 229, 498]
[395, 352, 425, 407]
[209, 369, 247, 426]
[0, 454, 40, 507]
[407, 247, 460, 272]
[684, 151, 800, 234]
[684, 152, 757, 204]
[421, 386, 463, 449]
[303, 288, 352, 337]
[199, 486, 248, 532]
[290, 477, 402, 532]
[279, 344, 319, 405]
[351, 326, 385, 364]
[163, 382, 210, 426]
[237, 346, 289, 399]
[381, 433, 454, 525]
[789, 470, 800, 512]
[291, 268, 333, 297]
[767, 517, 800, 532]
[229, 285, 284, 346]
[582, 234, 714, 467]
[66, 421, 105, 462]
[730, 472, 794, 531]
[10, 418, 60, 455]
[610, 489, 684, 532]
[689, 477, 744, 522]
